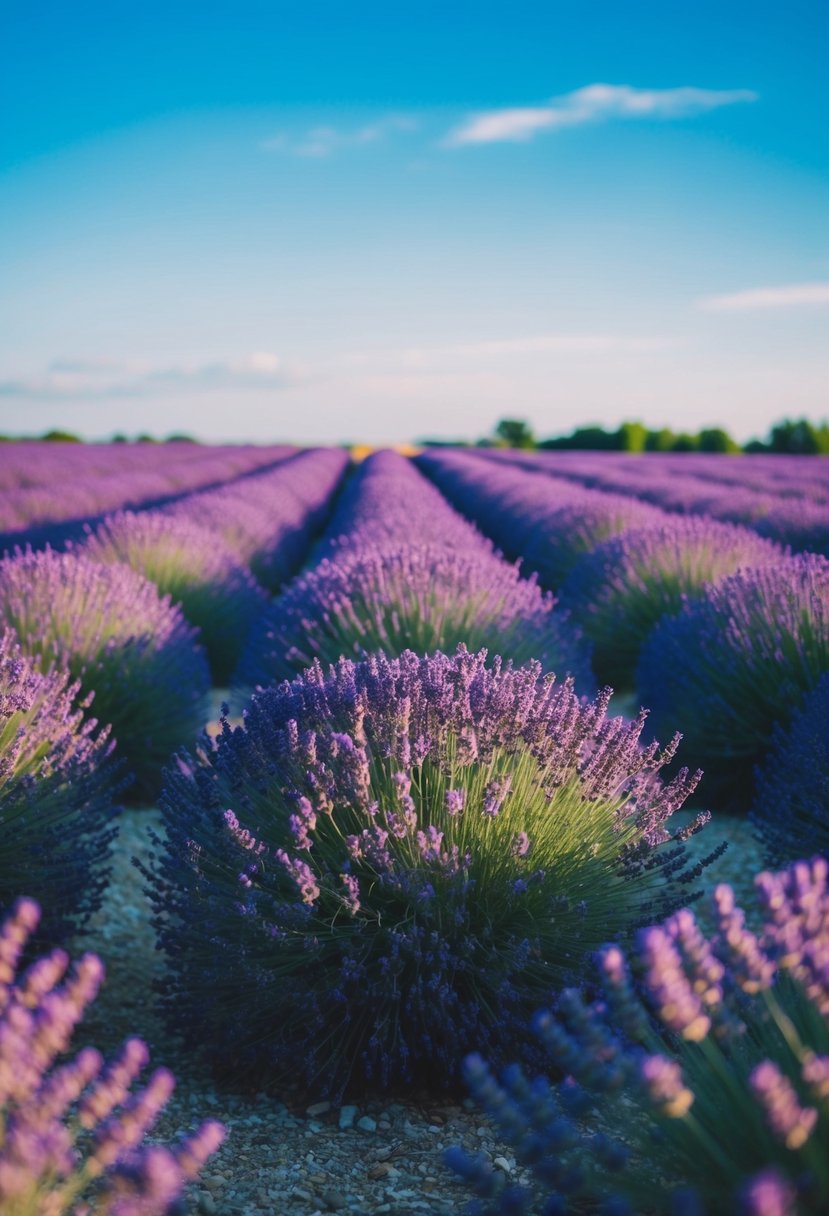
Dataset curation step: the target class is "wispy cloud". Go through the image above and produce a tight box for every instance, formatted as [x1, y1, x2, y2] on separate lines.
[261, 115, 418, 157]
[0, 353, 306, 400]
[445, 83, 757, 146]
[698, 282, 829, 311]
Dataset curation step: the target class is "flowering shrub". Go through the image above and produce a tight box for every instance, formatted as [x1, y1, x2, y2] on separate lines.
[417, 449, 664, 586]
[637, 553, 829, 811]
[0, 629, 120, 944]
[446, 856, 829, 1216]
[164, 447, 349, 592]
[0, 896, 225, 1214]
[234, 542, 592, 690]
[752, 672, 829, 866]
[149, 646, 713, 1099]
[561, 517, 782, 691]
[0, 548, 210, 799]
[83, 510, 267, 684]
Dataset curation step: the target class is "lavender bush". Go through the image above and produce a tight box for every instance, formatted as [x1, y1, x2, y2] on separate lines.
[447, 856, 829, 1216]
[0, 629, 120, 944]
[0, 548, 210, 799]
[561, 517, 782, 691]
[148, 646, 714, 1099]
[82, 511, 267, 684]
[637, 553, 829, 811]
[751, 672, 829, 866]
[0, 896, 225, 1214]
[234, 542, 592, 691]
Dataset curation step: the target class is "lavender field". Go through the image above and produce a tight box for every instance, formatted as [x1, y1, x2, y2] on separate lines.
[1, 442, 828, 1216]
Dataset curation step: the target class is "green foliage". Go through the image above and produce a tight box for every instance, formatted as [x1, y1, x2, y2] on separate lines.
[493, 418, 536, 449]
[40, 429, 82, 443]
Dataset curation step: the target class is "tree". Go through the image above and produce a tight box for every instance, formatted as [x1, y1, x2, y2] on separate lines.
[698, 427, 740, 454]
[616, 421, 648, 453]
[493, 418, 536, 449]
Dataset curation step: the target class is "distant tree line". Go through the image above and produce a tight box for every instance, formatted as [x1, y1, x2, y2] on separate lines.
[470, 416, 829, 455]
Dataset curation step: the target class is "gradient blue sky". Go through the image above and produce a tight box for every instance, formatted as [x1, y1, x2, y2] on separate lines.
[1, 1, 827, 443]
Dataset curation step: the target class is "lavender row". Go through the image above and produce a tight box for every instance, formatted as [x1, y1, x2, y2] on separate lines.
[235, 449, 592, 690]
[0, 442, 296, 544]
[417, 448, 829, 820]
[480, 447, 829, 554]
[416, 447, 668, 587]
[0, 438, 214, 492]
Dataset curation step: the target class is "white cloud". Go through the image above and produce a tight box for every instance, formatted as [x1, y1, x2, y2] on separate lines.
[698, 282, 829, 311]
[445, 83, 757, 146]
[0, 353, 305, 400]
[262, 115, 418, 157]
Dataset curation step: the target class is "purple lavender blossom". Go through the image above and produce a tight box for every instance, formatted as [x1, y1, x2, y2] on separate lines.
[163, 447, 348, 592]
[0, 547, 210, 799]
[560, 517, 782, 691]
[417, 448, 665, 588]
[150, 645, 707, 1098]
[234, 542, 593, 691]
[447, 857, 829, 1215]
[82, 510, 267, 684]
[0, 628, 120, 944]
[0, 897, 225, 1214]
[638, 553, 829, 811]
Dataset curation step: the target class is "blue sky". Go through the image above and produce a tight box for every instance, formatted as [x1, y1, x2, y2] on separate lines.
[1, 1, 827, 443]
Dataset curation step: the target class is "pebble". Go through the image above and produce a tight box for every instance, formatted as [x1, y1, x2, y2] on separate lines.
[338, 1104, 359, 1130]
[321, 1188, 348, 1210]
[196, 1193, 216, 1215]
[307, 1101, 332, 1117]
[493, 1156, 512, 1173]
[356, 1114, 377, 1133]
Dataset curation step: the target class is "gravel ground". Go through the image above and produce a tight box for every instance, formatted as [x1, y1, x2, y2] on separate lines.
[69, 689, 767, 1216]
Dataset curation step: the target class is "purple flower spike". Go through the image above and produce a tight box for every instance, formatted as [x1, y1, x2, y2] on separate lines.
[0, 548, 210, 799]
[0, 897, 224, 1213]
[0, 629, 120, 944]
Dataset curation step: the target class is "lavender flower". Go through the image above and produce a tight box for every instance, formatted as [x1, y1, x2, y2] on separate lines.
[560, 517, 781, 691]
[0, 547, 210, 799]
[0, 897, 225, 1214]
[447, 857, 829, 1215]
[164, 446, 348, 592]
[638, 553, 829, 811]
[0, 628, 120, 944]
[82, 510, 267, 684]
[235, 542, 592, 690]
[751, 671, 829, 865]
[149, 646, 708, 1099]
[417, 449, 664, 587]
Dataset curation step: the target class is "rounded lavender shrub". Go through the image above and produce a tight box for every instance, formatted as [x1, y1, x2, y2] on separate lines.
[0, 897, 225, 1215]
[638, 553, 829, 812]
[0, 548, 210, 799]
[0, 629, 120, 944]
[561, 518, 782, 691]
[234, 543, 593, 691]
[447, 857, 829, 1216]
[519, 494, 664, 590]
[150, 646, 713, 1099]
[751, 672, 829, 866]
[83, 510, 267, 684]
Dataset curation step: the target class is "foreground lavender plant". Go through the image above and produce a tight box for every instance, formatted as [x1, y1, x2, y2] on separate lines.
[0, 897, 225, 1215]
[235, 542, 592, 691]
[638, 553, 829, 811]
[0, 548, 210, 799]
[148, 646, 714, 1099]
[82, 511, 267, 684]
[0, 629, 120, 944]
[561, 517, 782, 691]
[446, 856, 829, 1215]
[751, 672, 829, 866]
